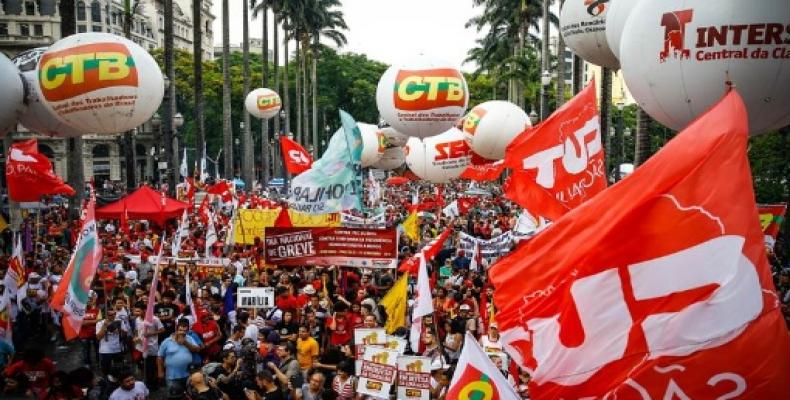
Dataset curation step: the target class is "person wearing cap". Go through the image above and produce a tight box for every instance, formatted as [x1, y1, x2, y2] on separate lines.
[480, 322, 503, 353]
[192, 308, 222, 361]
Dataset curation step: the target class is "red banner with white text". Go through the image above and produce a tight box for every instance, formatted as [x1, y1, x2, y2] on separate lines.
[264, 227, 397, 268]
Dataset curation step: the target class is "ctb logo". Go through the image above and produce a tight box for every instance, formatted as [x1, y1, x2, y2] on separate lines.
[659, 9, 694, 62]
[394, 68, 466, 111]
[39, 42, 137, 102]
[257, 94, 280, 111]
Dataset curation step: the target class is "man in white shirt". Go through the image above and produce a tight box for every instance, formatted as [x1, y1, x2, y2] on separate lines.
[109, 368, 149, 400]
[132, 302, 164, 389]
[96, 308, 130, 376]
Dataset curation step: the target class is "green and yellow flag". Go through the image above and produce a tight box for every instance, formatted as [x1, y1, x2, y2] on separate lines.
[379, 273, 410, 334]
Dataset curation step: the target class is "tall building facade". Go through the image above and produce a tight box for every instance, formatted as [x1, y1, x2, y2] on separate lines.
[0, 0, 214, 186]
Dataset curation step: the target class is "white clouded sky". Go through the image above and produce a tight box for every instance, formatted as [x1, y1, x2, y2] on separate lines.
[211, 0, 486, 71]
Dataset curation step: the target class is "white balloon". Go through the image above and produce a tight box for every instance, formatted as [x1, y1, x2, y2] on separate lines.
[379, 126, 408, 147]
[404, 128, 471, 183]
[371, 146, 405, 171]
[620, 0, 790, 134]
[37, 33, 164, 135]
[462, 100, 531, 160]
[376, 55, 468, 138]
[358, 123, 386, 168]
[0, 53, 25, 136]
[245, 88, 282, 119]
[605, 0, 644, 61]
[560, 0, 620, 69]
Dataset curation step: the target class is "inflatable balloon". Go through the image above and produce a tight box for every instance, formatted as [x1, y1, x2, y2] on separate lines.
[462, 100, 531, 160]
[371, 146, 405, 171]
[0, 53, 25, 135]
[358, 123, 386, 168]
[376, 55, 468, 138]
[605, 0, 644, 61]
[13, 47, 83, 137]
[404, 128, 471, 183]
[379, 126, 408, 147]
[560, 0, 620, 69]
[620, 0, 790, 134]
[36, 32, 164, 135]
[245, 88, 282, 119]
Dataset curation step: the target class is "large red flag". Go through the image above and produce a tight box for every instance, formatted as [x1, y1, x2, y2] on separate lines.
[280, 136, 313, 175]
[490, 91, 790, 399]
[460, 160, 505, 182]
[503, 80, 605, 220]
[6, 139, 75, 202]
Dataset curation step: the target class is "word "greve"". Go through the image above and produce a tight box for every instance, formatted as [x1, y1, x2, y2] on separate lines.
[521, 116, 601, 189]
[394, 69, 466, 110]
[435, 140, 471, 161]
[503, 235, 762, 388]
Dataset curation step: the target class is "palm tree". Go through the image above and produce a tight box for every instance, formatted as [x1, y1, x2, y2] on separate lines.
[251, 0, 270, 184]
[241, 0, 254, 188]
[303, 0, 347, 156]
[163, 0, 177, 195]
[556, 0, 566, 107]
[193, 0, 206, 181]
[222, 0, 233, 177]
[634, 108, 651, 166]
[122, 0, 144, 189]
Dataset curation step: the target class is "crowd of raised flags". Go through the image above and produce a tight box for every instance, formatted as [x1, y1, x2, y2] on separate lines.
[0, 87, 786, 400]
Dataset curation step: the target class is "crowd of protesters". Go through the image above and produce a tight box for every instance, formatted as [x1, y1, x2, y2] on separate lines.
[0, 177, 787, 400]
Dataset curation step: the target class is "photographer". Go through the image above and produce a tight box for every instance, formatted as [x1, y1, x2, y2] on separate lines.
[96, 308, 130, 376]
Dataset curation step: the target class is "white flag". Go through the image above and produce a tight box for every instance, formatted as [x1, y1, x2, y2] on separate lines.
[171, 211, 189, 256]
[205, 211, 217, 258]
[4, 234, 24, 297]
[447, 332, 520, 400]
[180, 148, 188, 178]
[442, 200, 460, 218]
[410, 253, 433, 350]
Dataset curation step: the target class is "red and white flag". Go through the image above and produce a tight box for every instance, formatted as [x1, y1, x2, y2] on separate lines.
[4, 234, 25, 297]
[410, 253, 433, 353]
[280, 136, 313, 175]
[503, 80, 606, 220]
[6, 139, 75, 202]
[50, 195, 103, 340]
[447, 332, 520, 400]
[490, 91, 790, 399]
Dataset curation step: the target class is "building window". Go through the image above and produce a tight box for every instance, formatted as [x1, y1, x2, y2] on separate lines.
[24, 1, 34, 15]
[92, 25, 101, 32]
[77, 1, 86, 21]
[0, 24, 7, 36]
[90, 1, 101, 23]
[19, 23, 29, 36]
[33, 24, 42, 36]
[39, 0, 57, 16]
[78, 25, 86, 33]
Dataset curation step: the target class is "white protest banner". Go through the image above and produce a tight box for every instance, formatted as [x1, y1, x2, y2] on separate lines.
[458, 231, 514, 259]
[341, 212, 387, 229]
[397, 356, 432, 400]
[236, 287, 275, 309]
[358, 347, 399, 399]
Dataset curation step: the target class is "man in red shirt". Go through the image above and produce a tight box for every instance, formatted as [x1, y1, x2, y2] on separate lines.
[78, 292, 101, 365]
[4, 347, 55, 399]
[191, 310, 222, 361]
[325, 303, 353, 347]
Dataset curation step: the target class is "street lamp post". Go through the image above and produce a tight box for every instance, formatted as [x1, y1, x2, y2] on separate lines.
[613, 102, 625, 181]
[172, 112, 184, 187]
[529, 109, 539, 126]
[540, 70, 552, 121]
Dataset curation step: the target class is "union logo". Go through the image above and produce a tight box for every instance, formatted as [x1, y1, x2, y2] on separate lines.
[257, 94, 281, 111]
[39, 42, 138, 102]
[659, 9, 694, 62]
[393, 68, 466, 111]
[463, 106, 488, 136]
[584, 0, 609, 17]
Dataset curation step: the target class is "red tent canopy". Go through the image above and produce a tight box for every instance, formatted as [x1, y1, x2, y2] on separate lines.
[96, 186, 189, 226]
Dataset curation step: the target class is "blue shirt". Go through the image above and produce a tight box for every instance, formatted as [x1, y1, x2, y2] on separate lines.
[157, 335, 197, 380]
[0, 340, 14, 369]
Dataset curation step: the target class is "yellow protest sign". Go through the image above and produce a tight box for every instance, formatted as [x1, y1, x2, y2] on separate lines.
[233, 208, 341, 244]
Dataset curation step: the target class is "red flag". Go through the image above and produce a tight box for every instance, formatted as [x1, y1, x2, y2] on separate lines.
[120, 204, 130, 236]
[185, 177, 196, 211]
[398, 227, 452, 274]
[461, 160, 505, 182]
[207, 180, 233, 203]
[503, 80, 606, 220]
[198, 195, 210, 225]
[457, 197, 478, 215]
[757, 203, 787, 243]
[280, 136, 313, 175]
[6, 139, 75, 202]
[490, 91, 790, 399]
[274, 206, 292, 228]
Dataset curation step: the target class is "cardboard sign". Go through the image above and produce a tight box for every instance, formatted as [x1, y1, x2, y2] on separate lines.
[397, 356, 432, 400]
[358, 347, 399, 399]
[264, 227, 398, 268]
[236, 287, 275, 309]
